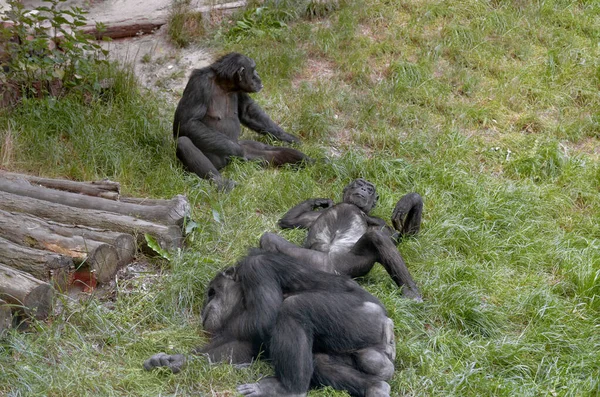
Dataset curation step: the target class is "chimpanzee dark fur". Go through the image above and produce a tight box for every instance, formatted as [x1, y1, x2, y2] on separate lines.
[260, 178, 424, 300]
[173, 52, 310, 190]
[144, 249, 396, 397]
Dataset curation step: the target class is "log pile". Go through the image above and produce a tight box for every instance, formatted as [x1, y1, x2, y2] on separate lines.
[0, 171, 191, 334]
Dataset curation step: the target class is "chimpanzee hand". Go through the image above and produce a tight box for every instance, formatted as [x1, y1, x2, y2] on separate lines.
[277, 131, 301, 144]
[143, 353, 186, 374]
[312, 198, 334, 210]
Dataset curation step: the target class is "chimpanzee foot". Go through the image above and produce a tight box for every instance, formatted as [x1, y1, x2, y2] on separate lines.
[237, 377, 307, 397]
[366, 381, 391, 397]
[212, 177, 237, 192]
[143, 353, 186, 373]
[403, 285, 423, 302]
[259, 233, 280, 253]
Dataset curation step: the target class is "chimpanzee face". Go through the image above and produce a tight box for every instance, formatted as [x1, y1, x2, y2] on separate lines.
[237, 59, 263, 93]
[342, 178, 378, 213]
[201, 267, 242, 334]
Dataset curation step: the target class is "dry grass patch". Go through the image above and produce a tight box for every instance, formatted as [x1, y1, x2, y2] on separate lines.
[566, 137, 600, 160]
[0, 124, 15, 168]
[292, 57, 336, 88]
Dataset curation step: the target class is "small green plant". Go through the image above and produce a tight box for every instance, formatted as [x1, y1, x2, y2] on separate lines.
[223, 6, 290, 42]
[145, 234, 173, 261]
[221, 0, 341, 43]
[0, 0, 109, 100]
[140, 53, 152, 64]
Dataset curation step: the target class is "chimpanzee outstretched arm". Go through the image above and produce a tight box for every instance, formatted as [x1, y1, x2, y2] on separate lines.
[278, 198, 334, 229]
[238, 93, 300, 144]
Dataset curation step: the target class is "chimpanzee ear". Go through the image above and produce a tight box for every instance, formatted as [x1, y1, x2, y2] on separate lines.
[222, 266, 237, 280]
[237, 66, 245, 82]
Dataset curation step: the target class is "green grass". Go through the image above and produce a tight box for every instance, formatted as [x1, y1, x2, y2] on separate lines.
[1, 0, 600, 395]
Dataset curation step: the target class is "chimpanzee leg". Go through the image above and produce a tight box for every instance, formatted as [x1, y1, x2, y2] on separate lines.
[353, 348, 394, 380]
[312, 353, 391, 397]
[237, 295, 313, 397]
[392, 192, 423, 236]
[334, 231, 422, 300]
[175, 137, 235, 191]
[240, 140, 310, 167]
[259, 233, 334, 272]
[311, 304, 395, 396]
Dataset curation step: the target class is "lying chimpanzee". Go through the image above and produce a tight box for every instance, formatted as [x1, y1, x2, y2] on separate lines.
[260, 178, 423, 300]
[173, 52, 311, 190]
[144, 249, 396, 397]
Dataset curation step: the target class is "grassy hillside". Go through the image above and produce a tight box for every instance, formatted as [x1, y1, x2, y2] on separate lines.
[1, 0, 599, 395]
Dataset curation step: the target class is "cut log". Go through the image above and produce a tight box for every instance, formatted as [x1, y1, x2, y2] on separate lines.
[0, 209, 136, 272]
[0, 171, 120, 200]
[87, 243, 119, 284]
[0, 299, 11, 335]
[0, 263, 55, 320]
[0, 178, 190, 226]
[0, 191, 183, 250]
[113, 233, 137, 267]
[82, 1, 248, 40]
[0, 236, 73, 288]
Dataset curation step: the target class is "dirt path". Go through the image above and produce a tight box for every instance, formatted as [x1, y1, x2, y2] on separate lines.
[101, 26, 212, 102]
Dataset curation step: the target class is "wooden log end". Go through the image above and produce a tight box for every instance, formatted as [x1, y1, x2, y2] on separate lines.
[22, 284, 54, 321]
[88, 243, 120, 284]
[0, 265, 54, 321]
[114, 234, 136, 268]
[170, 195, 192, 227]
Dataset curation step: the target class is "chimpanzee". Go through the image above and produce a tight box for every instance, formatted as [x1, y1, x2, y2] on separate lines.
[259, 178, 423, 300]
[144, 249, 396, 397]
[173, 52, 310, 190]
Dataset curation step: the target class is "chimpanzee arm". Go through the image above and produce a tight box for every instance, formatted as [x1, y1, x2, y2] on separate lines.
[238, 93, 300, 143]
[278, 198, 334, 229]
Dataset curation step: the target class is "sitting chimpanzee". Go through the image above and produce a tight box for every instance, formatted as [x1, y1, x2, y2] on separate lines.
[260, 178, 423, 300]
[173, 52, 310, 190]
[144, 249, 396, 397]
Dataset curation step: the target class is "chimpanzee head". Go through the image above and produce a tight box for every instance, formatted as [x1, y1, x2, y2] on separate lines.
[342, 178, 379, 213]
[201, 266, 242, 334]
[212, 52, 264, 93]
